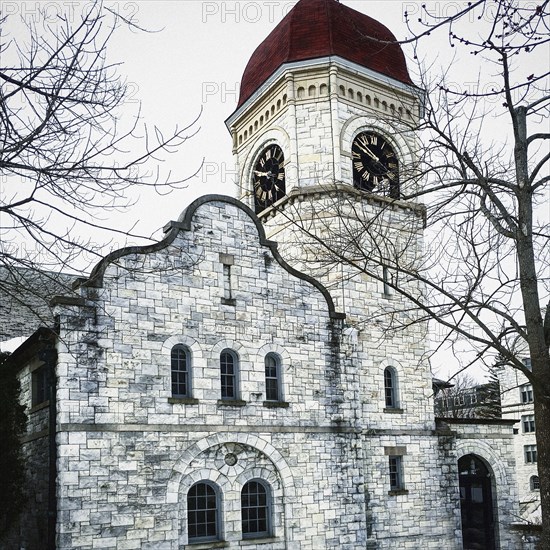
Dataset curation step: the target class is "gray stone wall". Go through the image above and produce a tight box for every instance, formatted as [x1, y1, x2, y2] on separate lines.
[6, 357, 51, 550]
[51, 198, 370, 549]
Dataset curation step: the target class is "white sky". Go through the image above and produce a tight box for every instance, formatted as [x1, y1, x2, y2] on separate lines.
[5, 1, 547, 377]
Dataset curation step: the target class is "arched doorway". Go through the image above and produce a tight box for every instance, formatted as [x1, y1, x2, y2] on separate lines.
[458, 454, 496, 550]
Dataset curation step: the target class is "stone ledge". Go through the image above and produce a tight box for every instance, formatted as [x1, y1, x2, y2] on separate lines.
[388, 489, 409, 496]
[185, 541, 228, 549]
[168, 397, 199, 405]
[240, 536, 281, 546]
[262, 401, 290, 408]
[383, 407, 404, 414]
[217, 399, 247, 407]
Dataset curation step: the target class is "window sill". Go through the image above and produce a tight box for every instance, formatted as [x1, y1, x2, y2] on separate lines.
[221, 298, 236, 306]
[169, 397, 199, 405]
[30, 400, 50, 414]
[240, 536, 279, 546]
[185, 541, 228, 549]
[263, 401, 289, 408]
[388, 489, 409, 496]
[217, 399, 247, 407]
[383, 407, 404, 414]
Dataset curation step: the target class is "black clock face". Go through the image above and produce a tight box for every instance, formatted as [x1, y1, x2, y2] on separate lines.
[352, 132, 399, 198]
[253, 145, 286, 213]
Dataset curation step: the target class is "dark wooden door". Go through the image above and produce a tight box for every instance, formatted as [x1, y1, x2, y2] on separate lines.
[459, 454, 495, 550]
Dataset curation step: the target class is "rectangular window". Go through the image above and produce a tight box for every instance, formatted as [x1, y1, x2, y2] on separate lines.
[32, 366, 48, 407]
[389, 456, 404, 491]
[220, 351, 237, 400]
[522, 414, 535, 433]
[171, 346, 190, 398]
[265, 354, 280, 401]
[524, 445, 537, 463]
[522, 357, 532, 371]
[520, 384, 534, 404]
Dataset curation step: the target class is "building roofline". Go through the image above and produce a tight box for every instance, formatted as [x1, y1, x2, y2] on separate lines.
[75, 195, 345, 321]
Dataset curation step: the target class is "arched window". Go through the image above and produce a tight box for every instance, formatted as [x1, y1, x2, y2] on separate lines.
[265, 353, 282, 401]
[220, 349, 239, 400]
[242, 480, 271, 539]
[384, 367, 398, 408]
[188, 481, 220, 542]
[171, 345, 191, 398]
[530, 475, 540, 491]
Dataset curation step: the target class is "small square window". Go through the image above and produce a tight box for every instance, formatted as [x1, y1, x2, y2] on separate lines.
[522, 358, 532, 371]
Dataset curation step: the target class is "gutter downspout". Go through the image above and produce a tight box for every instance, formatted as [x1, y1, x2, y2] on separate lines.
[39, 343, 57, 550]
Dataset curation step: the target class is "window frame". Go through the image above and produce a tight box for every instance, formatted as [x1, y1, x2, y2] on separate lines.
[524, 444, 537, 464]
[389, 455, 405, 491]
[220, 349, 239, 401]
[522, 414, 536, 433]
[264, 353, 282, 402]
[384, 367, 399, 409]
[187, 481, 221, 543]
[530, 475, 540, 491]
[241, 479, 272, 540]
[520, 383, 534, 404]
[32, 365, 49, 407]
[171, 344, 191, 398]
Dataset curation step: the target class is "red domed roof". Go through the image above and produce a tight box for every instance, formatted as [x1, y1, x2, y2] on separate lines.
[238, 0, 412, 107]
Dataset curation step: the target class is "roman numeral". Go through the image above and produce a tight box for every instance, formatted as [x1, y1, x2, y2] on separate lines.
[354, 161, 364, 171]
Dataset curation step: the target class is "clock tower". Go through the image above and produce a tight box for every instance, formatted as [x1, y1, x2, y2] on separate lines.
[225, 0, 425, 316]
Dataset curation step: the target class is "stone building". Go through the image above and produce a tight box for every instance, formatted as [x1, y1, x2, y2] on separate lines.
[3, 1, 526, 548]
[496, 356, 541, 523]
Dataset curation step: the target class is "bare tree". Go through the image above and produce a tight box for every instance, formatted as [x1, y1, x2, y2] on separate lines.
[0, 1, 199, 323]
[264, 0, 549, 544]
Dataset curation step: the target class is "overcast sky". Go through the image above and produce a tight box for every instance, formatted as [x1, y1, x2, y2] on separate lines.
[6, 1, 547, 376]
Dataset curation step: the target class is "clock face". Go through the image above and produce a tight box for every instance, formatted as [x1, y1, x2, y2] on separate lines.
[253, 145, 286, 213]
[352, 132, 399, 198]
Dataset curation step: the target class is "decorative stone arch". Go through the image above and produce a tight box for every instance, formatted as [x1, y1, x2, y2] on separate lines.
[340, 116, 415, 169]
[162, 334, 203, 359]
[211, 339, 250, 364]
[255, 343, 292, 401]
[455, 440, 508, 492]
[254, 343, 292, 368]
[159, 335, 203, 397]
[176, 467, 230, 546]
[456, 440, 513, 550]
[167, 433, 295, 501]
[379, 358, 402, 410]
[167, 434, 295, 544]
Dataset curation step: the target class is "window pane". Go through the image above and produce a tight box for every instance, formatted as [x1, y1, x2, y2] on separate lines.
[221, 351, 236, 399]
[265, 355, 280, 401]
[242, 481, 269, 538]
[384, 368, 396, 408]
[171, 346, 189, 397]
[188, 483, 218, 542]
[389, 455, 403, 490]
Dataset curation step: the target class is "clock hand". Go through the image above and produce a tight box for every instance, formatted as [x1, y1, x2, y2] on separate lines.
[357, 143, 380, 162]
